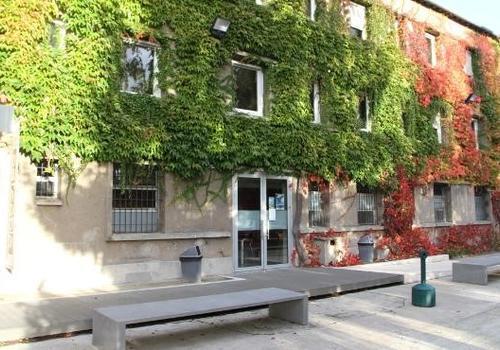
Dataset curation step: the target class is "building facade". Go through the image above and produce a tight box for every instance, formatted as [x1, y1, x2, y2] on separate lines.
[0, 0, 498, 294]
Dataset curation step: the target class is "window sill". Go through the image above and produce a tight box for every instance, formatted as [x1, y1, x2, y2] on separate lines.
[334, 225, 384, 232]
[35, 198, 63, 206]
[108, 231, 231, 242]
[232, 109, 263, 119]
[473, 220, 492, 225]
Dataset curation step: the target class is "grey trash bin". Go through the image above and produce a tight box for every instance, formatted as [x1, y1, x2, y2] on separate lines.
[358, 235, 374, 264]
[179, 245, 203, 283]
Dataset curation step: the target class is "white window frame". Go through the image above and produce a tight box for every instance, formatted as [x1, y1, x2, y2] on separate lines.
[35, 160, 59, 199]
[312, 81, 321, 124]
[231, 60, 264, 118]
[358, 95, 371, 132]
[464, 49, 474, 77]
[472, 118, 479, 150]
[425, 32, 437, 67]
[121, 39, 161, 98]
[309, 0, 317, 21]
[433, 113, 442, 144]
[349, 2, 367, 40]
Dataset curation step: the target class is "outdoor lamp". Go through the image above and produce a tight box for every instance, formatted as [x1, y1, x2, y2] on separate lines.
[211, 17, 230, 39]
[465, 93, 480, 104]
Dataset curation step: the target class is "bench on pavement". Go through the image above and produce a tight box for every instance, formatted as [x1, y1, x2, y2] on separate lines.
[92, 287, 308, 350]
[452, 253, 500, 285]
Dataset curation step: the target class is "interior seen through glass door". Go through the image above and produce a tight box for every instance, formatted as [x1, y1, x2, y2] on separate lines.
[266, 179, 288, 265]
[237, 178, 262, 268]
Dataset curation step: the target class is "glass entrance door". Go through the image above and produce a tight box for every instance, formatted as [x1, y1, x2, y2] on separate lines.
[265, 179, 289, 266]
[235, 175, 290, 270]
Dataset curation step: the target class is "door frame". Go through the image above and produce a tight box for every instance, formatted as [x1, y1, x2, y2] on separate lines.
[231, 173, 293, 272]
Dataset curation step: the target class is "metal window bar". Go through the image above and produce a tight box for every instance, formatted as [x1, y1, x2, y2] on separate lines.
[36, 160, 58, 198]
[309, 190, 327, 227]
[475, 188, 489, 221]
[357, 192, 375, 225]
[112, 164, 159, 233]
[434, 195, 446, 222]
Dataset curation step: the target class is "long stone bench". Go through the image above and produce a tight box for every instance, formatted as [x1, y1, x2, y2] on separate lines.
[92, 287, 308, 350]
[452, 253, 500, 285]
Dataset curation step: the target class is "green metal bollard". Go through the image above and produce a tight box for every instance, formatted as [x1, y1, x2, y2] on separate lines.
[411, 250, 436, 307]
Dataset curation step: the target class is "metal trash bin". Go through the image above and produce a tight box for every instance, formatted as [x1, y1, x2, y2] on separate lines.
[179, 245, 203, 283]
[358, 235, 374, 264]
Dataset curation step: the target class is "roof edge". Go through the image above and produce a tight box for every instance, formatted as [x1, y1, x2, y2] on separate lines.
[413, 0, 498, 40]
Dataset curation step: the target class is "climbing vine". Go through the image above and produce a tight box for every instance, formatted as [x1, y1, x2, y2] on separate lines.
[0, 0, 497, 204]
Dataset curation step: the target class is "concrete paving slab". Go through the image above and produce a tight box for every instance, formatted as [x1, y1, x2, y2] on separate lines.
[4, 276, 500, 350]
[343, 254, 453, 283]
[0, 267, 401, 343]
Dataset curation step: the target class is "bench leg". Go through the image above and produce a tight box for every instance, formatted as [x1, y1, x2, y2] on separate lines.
[92, 312, 126, 350]
[453, 264, 488, 285]
[269, 296, 308, 325]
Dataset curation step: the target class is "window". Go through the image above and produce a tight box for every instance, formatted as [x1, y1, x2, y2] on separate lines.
[122, 41, 160, 97]
[471, 117, 487, 150]
[36, 160, 59, 198]
[308, 181, 328, 227]
[425, 32, 437, 67]
[308, 0, 317, 21]
[358, 95, 371, 131]
[49, 20, 66, 50]
[474, 186, 489, 221]
[232, 61, 264, 117]
[433, 113, 443, 144]
[311, 82, 320, 123]
[349, 2, 366, 39]
[465, 49, 474, 77]
[433, 183, 451, 223]
[357, 185, 376, 225]
[112, 163, 161, 233]
[471, 118, 479, 150]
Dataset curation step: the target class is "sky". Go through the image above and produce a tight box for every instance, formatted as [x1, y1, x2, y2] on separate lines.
[431, 0, 500, 35]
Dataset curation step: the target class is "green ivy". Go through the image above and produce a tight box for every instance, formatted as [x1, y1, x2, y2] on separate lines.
[1, 0, 446, 188]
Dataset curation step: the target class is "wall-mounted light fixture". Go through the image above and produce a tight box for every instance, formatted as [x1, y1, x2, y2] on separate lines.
[211, 17, 230, 39]
[465, 93, 480, 104]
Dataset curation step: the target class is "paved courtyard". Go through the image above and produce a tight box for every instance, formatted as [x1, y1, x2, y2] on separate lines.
[3, 276, 500, 350]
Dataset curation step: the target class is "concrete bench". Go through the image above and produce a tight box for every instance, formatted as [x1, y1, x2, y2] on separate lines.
[452, 253, 500, 285]
[92, 287, 308, 350]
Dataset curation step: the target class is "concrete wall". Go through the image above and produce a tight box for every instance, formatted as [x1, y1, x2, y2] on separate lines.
[414, 183, 492, 228]
[9, 158, 232, 293]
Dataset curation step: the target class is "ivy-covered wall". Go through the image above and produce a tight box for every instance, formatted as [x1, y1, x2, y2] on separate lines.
[0, 0, 497, 190]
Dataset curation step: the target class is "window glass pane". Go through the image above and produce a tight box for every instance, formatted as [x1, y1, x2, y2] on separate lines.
[234, 65, 258, 111]
[350, 27, 363, 38]
[36, 160, 58, 197]
[358, 97, 368, 129]
[474, 187, 489, 221]
[308, 181, 327, 227]
[122, 43, 154, 94]
[112, 163, 159, 233]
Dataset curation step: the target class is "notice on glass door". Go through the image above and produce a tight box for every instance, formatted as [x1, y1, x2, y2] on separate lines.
[269, 208, 276, 221]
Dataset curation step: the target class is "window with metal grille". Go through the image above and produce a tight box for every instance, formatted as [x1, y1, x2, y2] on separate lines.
[357, 184, 376, 225]
[434, 183, 451, 223]
[474, 186, 489, 221]
[308, 181, 328, 227]
[112, 163, 160, 233]
[36, 160, 59, 198]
